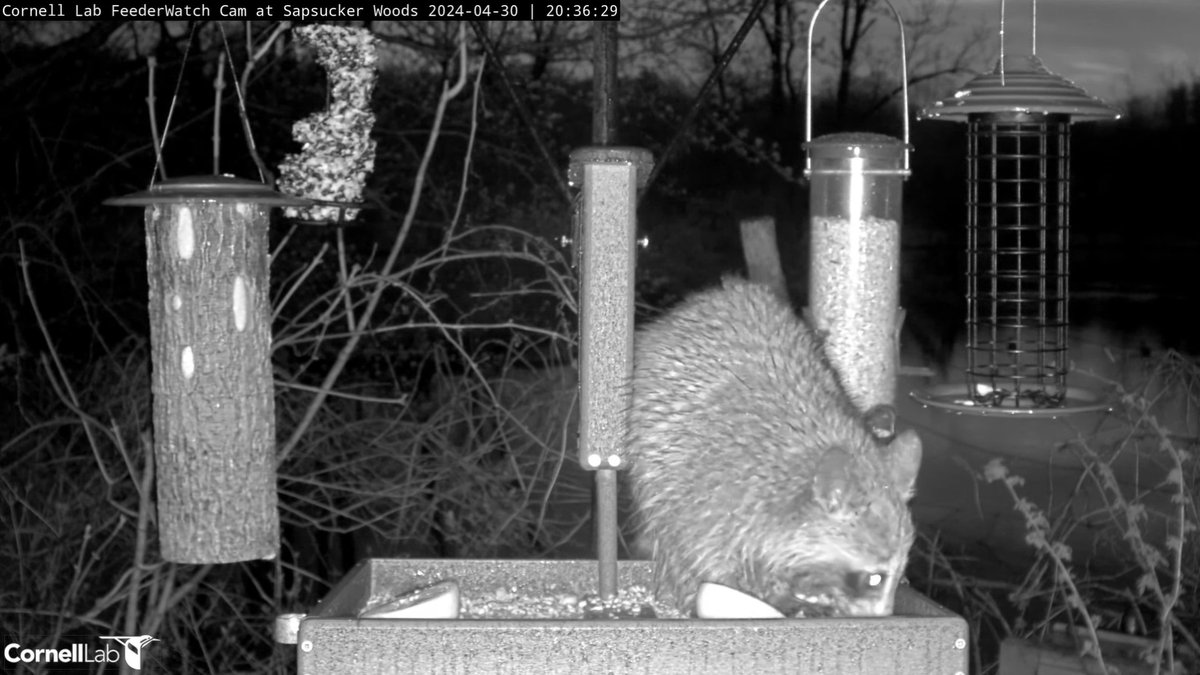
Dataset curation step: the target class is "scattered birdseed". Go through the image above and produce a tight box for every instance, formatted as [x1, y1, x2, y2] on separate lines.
[458, 584, 685, 620]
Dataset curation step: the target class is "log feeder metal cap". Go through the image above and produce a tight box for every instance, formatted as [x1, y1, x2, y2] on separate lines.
[105, 175, 316, 207]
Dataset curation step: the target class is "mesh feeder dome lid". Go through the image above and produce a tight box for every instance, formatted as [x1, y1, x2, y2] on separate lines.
[105, 175, 315, 207]
[919, 54, 1121, 123]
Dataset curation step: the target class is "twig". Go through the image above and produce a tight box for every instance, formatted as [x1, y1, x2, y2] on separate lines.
[335, 229, 357, 333]
[149, 22, 197, 186]
[145, 56, 167, 182]
[19, 241, 112, 487]
[219, 21, 288, 186]
[445, 50, 487, 243]
[121, 429, 155, 659]
[467, 22, 571, 205]
[272, 242, 330, 322]
[212, 52, 226, 174]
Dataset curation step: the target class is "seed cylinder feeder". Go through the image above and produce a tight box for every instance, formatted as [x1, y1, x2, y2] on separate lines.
[917, 38, 1119, 412]
[106, 176, 312, 563]
[804, 0, 911, 411]
[567, 146, 653, 602]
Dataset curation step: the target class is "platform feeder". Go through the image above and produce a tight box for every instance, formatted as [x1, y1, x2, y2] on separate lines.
[106, 176, 312, 563]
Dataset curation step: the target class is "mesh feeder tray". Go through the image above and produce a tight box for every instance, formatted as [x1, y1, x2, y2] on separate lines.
[911, 383, 1111, 418]
[286, 558, 969, 674]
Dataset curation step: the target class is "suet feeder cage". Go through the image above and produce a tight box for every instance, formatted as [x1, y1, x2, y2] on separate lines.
[276, 24, 379, 226]
[106, 175, 313, 563]
[804, 0, 910, 412]
[914, 1, 1119, 415]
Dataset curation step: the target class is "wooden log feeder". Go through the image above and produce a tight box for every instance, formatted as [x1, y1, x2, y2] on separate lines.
[106, 175, 312, 564]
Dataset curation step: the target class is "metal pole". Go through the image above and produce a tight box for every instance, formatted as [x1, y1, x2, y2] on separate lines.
[590, 20, 620, 600]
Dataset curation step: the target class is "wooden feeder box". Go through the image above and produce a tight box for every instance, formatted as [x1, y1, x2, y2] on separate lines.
[106, 175, 312, 564]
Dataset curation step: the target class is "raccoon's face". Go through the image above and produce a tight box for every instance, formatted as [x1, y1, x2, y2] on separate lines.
[760, 500, 915, 617]
[754, 428, 922, 618]
[780, 517, 913, 617]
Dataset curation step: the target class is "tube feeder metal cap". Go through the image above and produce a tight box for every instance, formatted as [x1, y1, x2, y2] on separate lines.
[105, 175, 316, 207]
[918, 54, 1121, 123]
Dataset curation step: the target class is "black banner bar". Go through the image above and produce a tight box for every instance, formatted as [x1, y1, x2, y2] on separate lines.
[0, 0, 621, 21]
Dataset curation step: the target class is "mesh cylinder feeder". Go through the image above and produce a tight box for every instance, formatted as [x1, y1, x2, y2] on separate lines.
[804, 0, 910, 412]
[106, 175, 313, 563]
[914, 13, 1120, 415]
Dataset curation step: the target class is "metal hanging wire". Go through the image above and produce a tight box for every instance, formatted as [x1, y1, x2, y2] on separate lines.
[805, 0, 911, 177]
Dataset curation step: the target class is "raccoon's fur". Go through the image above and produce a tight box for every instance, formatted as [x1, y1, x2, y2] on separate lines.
[626, 276, 923, 617]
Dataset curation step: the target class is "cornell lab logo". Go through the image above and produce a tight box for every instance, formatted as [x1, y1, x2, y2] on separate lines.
[3, 634, 158, 670]
[100, 635, 159, 670]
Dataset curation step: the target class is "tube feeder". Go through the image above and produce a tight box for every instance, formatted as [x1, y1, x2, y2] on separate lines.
[106, 175, 312, 563]
[804, 0, 911, 412]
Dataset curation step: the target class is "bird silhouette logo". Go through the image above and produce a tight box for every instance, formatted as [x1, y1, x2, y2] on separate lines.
[99, 635, 159, 670]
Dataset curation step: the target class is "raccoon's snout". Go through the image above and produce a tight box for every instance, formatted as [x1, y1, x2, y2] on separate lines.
[773, 568, 897, 618]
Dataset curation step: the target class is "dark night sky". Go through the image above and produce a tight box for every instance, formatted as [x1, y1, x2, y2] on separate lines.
[953, 0, 1200, 103]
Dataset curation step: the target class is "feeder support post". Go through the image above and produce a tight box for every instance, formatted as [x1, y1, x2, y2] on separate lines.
[568, 146, 653, 599]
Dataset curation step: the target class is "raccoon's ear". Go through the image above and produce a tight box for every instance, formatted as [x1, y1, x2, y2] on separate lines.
[813, 446, 852, 510]
[863, 404, 896, 442]
[887, 430, 923, 499]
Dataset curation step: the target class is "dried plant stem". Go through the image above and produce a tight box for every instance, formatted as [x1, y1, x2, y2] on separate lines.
[987, 461, 1109, 674]
[1117, 389, 1191, 674]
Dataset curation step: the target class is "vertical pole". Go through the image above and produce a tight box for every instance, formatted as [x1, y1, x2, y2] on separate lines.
[591, 22, 619, 146]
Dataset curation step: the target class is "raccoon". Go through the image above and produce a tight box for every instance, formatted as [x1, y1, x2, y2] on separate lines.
[626, 276, 922, 617]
